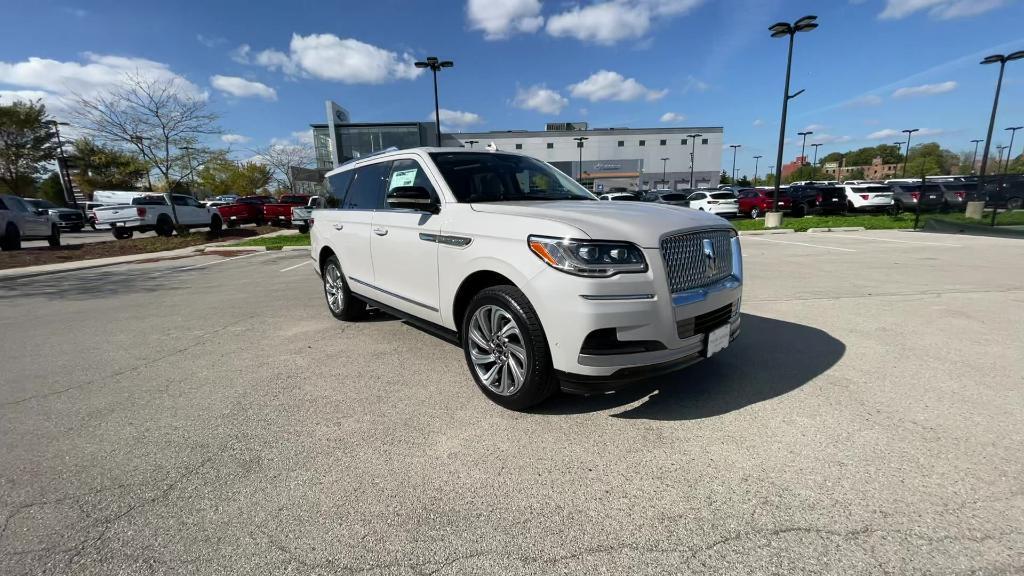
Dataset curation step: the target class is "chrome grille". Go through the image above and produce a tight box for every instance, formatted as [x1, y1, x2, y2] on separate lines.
[660, 229, 734, 294]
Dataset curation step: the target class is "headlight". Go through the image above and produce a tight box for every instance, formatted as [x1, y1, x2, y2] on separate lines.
[528, 235, 647, 277]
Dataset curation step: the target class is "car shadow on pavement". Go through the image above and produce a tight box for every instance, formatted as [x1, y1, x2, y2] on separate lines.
[534, 314, 845, 420]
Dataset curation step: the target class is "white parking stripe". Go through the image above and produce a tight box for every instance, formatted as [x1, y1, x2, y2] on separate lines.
[744, 236, 857, 252]
[819, 233, 961, 247]
[175, 251, 269, 271]
[279, 261, 311, 272]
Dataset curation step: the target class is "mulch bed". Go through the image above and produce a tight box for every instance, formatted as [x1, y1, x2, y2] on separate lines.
[0, 226, 279, 271]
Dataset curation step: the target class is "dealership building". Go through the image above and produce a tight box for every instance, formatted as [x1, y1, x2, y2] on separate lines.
[302, 102, 723, 193]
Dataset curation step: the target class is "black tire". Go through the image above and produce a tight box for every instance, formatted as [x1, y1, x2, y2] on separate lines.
[893, 201, 905, 215]
[112, 227, 133, 240]
[792, 203, 808, 218]
[209, 216, 223, 235]
[47, 225, 60, 247]
[322, 255, 366, 321]
[226, 220, 239, 229]
[155, 216, 174, 237]
[297, 224, 309, 234]
[1, 224, 21, 251]
[461, 285, 558, 410]
[749, 206, 761, 219]
[89, 223, 97, 230]
[71, 225, 83, 232]
[847, 201, 857, 213]
[1008, 197, 1023, 211]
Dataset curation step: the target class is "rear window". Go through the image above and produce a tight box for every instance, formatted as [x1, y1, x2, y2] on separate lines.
[279, 195, 306, 204]
[132, 196, 167, 205]
[660, 193, 686, 201]
[859, 186, 892, 193]
[710, 192, 735, 199]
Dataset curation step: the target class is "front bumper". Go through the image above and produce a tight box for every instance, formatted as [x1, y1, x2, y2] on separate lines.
[525, 235, 743, 392]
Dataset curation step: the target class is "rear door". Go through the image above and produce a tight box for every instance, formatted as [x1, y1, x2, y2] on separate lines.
[369, 157, 443, 322]
[331, 161, 390, 291]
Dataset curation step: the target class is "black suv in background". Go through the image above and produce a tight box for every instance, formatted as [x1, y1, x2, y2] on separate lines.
[887, 182, 945, 212]
[784, 185, 848, 216]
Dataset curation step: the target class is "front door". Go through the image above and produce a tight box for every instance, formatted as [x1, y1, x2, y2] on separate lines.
[172, 195, 208, 225]
[11, 197, 50, 236]
[369, 158, 442, 323]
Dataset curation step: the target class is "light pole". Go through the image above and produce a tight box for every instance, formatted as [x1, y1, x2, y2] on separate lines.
[1004, 126, 1022, 172]
[414, 56, 454, 146]
[46, 120, 77, 208]
[996, 145, 1007, 170]
[465, 139, 478, 149]
[768, 15, 818, 222]
[729, 145, 741, 184]
[753, 155, 762, 184]
[810, 143, 822, 180]
[978, 51, 1024, 224]
[797, 131, 812, 180]
[574, 136, 589, 182]
[660, 157, 669, 187]
[687, 133, 702, 188]
[970, 139, 984, 174]
[901, 128, 919, 177]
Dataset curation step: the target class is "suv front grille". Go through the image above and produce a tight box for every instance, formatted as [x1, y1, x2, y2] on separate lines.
[660, 229, 734, 294]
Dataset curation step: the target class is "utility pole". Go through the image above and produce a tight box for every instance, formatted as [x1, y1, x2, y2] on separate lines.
[686, 133, 702, 188]
[729, 144, 741, 184]
[901, 128, 919, 177]
[753, 155, 762, 184]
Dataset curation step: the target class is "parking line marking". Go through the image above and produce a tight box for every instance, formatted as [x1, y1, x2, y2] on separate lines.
[744, 236, 856, 252]
[175, 251, 269, 271]
[816, 234, 961, 247]
[279, 261, 311, 272]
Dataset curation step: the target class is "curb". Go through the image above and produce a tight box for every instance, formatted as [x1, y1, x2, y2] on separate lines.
[739, 229, 796, 235]
[202, 246, 267, 253]
[281, 245, 311, 252]
[806, 227, 867, 233]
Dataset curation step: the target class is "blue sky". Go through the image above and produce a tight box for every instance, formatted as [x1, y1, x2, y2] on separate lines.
[2, 0, 1023, 177]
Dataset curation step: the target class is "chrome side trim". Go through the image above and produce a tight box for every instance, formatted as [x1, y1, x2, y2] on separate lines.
[579, 294, 656, 301]
[347, 276, 439, 312]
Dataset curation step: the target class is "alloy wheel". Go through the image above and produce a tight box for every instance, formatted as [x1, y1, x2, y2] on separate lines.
[467, 304, 528, 396]
[324, 263, 345, 313]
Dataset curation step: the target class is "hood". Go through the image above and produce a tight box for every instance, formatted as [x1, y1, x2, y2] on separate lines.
[48, 207, 81, 214]
[470, 201, 731, 248]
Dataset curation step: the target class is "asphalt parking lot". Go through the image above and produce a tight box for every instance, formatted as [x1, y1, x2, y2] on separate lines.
[1, 230, 1022, 575]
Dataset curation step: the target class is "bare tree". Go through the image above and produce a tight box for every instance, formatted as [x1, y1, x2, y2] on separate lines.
[71, 73, 219, 225]
[250, 142, 315, 193]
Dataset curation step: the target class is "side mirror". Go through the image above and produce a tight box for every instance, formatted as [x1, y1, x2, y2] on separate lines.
[386, 186, 438, 213]
[36, 209, 49, 216]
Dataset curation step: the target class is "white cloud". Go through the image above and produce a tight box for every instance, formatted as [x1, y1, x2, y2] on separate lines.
[868, 127, 946, 140]
[431, 108, 484, 131]
[803, 123, 828, 132]
[512, 84, 568, 114]
[568, 70, 667, 102]
[545, 0, 703, 44]
[660, 112, 686, 123]
[867, 128, 900, 140]
[247, 34, 423, 84]
[197, 34, 227, 48]
[221, 134, 251, 144]
[210, 75, 277, 100]
[752, 119, 765, 127]
[269, 130, 314, 147]
[809, 134, 852, 145]
[879, 0, 1006, 19]
[467, 0, 544, 39]
[231, 44, 251, 64]
[843, 94, 884, 107]
[682, 75, 710, 94]
[891, 80, 957, 98]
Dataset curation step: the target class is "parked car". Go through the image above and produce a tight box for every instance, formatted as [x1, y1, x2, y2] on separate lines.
[885, 181, 945, 213]
[92, 194, 223, 239]
[785, 185, 848, 216]
[686, 190, 738, 217]
[843, 184, 894, 212]
[23, 198, 85, 231]
[216, 195, 274, 228]
[291, 196, 324, 234]
[935, 181, 976, 211]
[92, 190, 150, 206]
[312, 148, 742, 409]
[991, 177, 1024, 210]
[645, 191, 691, 206]
[263, 194, 311, 226]
[1, 194, 60, 250]
[597, 192, 641, 201]
[736, 188, 791, 218]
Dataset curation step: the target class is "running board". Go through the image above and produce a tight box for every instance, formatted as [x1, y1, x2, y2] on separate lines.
[355, 295, 460, 346]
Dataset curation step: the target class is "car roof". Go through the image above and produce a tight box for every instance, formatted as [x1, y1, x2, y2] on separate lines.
[324, 147, 534, 178]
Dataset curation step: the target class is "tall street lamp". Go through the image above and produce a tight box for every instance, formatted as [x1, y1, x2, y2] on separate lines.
[414, 56, 454, 146]
[901, 128, 919, 177]
[729, 145, 741, 183]
[810, 143, 822, 179]
[1004, 126, 1022, 172]
[970, 139, 984, 174]
[46, 120, 76, 208]
[768, 14, 818, 221]
[660, 157, 669, 187]
[753, 155, 762, 184]
[977, 51, 1024, 212]
[996, 145, 1007, 170]
[797, 131, 813, 179]
[574, 136, 589, 182]
[686, 133, 702, 188]
[465, 139, 478, 149]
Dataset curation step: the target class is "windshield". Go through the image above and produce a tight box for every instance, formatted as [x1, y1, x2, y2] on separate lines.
[279, 195, 306, 203]
[429, 152, 597, 202]
[27, 199, 59, 209]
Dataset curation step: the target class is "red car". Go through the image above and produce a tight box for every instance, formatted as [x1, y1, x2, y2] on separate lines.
[262, 194, 311, 227]
[216, 195, 274, 228]
[737, 188, 791, 219]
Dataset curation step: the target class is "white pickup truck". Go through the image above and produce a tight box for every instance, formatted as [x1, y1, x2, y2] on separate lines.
[92, 194, 223, 239]
[1, 194, 61, 250]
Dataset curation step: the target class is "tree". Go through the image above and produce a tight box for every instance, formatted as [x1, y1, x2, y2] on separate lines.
[197, 154, 272, 196]
[70, 138, 149, 196]
[736, 175, 751, 187]
[0, 99, 58, 196]
[71, 74, 220, 225]
[903, 142, 958, 176]
[719, 169, 731, 185]
[230, 161, 273, 194]
[842, 168, 866, 181]
[36, 172, 66, 204]
[251, 143, 315, 192]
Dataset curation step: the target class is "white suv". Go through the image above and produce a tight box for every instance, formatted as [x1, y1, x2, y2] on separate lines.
[311, 148, 743, 409]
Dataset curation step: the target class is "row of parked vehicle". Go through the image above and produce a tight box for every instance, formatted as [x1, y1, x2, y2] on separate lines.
[595, 174, 1022, 219]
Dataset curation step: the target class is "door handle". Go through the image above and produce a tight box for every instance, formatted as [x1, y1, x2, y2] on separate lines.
[333, 223, 344, 230]
[373, 227, 388, 236]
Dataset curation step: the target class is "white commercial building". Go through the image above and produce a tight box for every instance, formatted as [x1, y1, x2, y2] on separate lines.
[454, 123, 724, 192]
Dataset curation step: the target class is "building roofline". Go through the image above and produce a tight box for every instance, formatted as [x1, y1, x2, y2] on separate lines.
[452, 127, 724, 139]
[310, 121, 433, 128]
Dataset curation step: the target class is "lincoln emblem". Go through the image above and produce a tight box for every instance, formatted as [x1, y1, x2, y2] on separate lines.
[702, 238, 716, 273]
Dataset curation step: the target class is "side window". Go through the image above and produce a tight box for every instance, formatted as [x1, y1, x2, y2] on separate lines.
[515, 143, 523, 150]
[7, 197, 27, 212]
[681, 139, 687, 145]
[385, 159, 437, 207]
[171, 196, 191, 207]
[546, 143, 553, 149]
[325, 170, 355, 208]
[702, 138, 709, 145]
[344, 161, 390, 210]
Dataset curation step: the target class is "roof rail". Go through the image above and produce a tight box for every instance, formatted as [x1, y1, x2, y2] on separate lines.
[339, 146, 401, 167]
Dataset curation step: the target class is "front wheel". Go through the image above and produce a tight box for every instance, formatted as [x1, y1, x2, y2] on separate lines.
[297, 224, 309, 234]
[1, 224, 21, 251]
[112, 227, 133, 240]
[155, 217, 174, 237]
[1008, 197, 1023, 211]
[209, 216, 223, 235]
[323, 255, 366, 321]
[47, 225, 60, 247]
[462, 286, 558, 410]
[749, 206, 761, 219]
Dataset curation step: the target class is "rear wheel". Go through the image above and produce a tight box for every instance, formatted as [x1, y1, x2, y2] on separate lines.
[323, 255, 366, 321]
[792, 203, 808, 218]
[1, 224, 21, 251]
[749, 206, 761, 219]
[47, 225, 60, 247]
[297, 224, 309, 234]
[1008, 197, 1023, 210]
[226, 220, 240, 229]
[112, 227, 133, 240]
[155, 216, 174, 237]
[462, 286, 558, 410]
